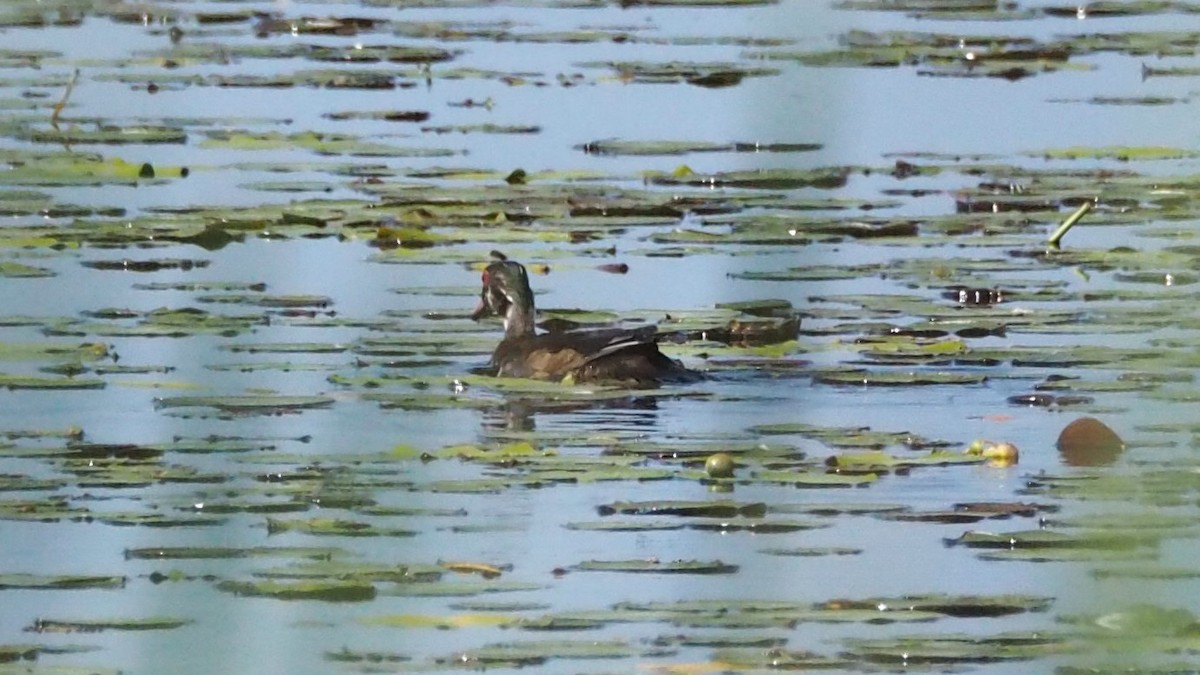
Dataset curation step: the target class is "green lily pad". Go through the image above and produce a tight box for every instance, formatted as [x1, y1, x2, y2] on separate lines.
[0, 574, 125, 590]
[710, 648, 853, 670]
[0, 261, 54, 278]
[842, 631, 1068, 664]
[563, 520, 684, 532]
[648, 166, 850, 190]
[324, 647, 412, 665]
[28, 617, 190, 633]
[29, 125, 187, 145]
[200, 130, 454, 158]
[750, 470, 880, 487]
[814, 368, 987, 386]
[1032, 146, 1200, 161]
[266, 517, 417, 537]
[386, 580, 545, 597]
[217, 579, 376, 602]
[946, 529, 1146, 551]
[578, 139, 820, 156]
[449, 639, 643, 667]
[582, 60, 779, 86]
[0, 374, 105, 390]
[359, 613, 514, 629]
[759, 546, 863, 557]
[154, 395, 335, 413]
[827, 450, 986, 470]
[748, 422, 950, 450]
[573, 559, 738, 574]
[597, 500, 766, 518]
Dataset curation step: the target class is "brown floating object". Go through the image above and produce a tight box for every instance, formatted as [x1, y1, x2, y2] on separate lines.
[1056, 417, 1125, 467]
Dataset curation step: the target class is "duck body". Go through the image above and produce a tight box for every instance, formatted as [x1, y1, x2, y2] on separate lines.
[471, 259, 698, 385]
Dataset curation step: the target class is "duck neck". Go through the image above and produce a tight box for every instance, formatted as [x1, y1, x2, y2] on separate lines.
[504, 301, 536, 339]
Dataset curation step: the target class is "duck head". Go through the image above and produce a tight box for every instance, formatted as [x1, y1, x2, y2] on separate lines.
[471, 259, 536, 338]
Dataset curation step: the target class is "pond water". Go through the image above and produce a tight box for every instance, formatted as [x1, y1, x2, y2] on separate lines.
[3, 0, 1200, 672]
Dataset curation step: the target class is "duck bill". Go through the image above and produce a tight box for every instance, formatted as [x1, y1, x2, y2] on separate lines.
[471, 296, 490, 321]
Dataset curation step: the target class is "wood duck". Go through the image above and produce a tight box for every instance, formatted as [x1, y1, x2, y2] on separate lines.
[471, 258, 699, 385]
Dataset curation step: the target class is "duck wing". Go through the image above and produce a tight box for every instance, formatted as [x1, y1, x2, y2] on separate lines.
[492, 326, 695, 384]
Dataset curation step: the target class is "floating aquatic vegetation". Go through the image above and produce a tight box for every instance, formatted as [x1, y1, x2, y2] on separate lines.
[266, 517, 418, 537]
[841, 630, 1068, 664]
[813, 368, 987, 387]
[422, 123, 541, 135]
[0, 374, 105, 390]
[753, 29, 1081, 80]
[438, 638, 646, 668]
[0, 574, 125, 590]
[154, 395, 334, 412]
[578, 139, 821, 156]
[709, 648, 853, 669]
[749, 422, 951, 451]
[200, 130, 456, 157]
[325, 647, 412, 665]
[572, 559, 738, 574]
[597, 499, 765, 518]
[647, 166, 850, 190]
[581, 60, 779, 87]
[80, 258, 208, 272]
[827, 449, 986, 471]
[220, 342, 346, 354]
[306, 45, 457, 64]
[360, 613, 514, 629]
[759, 546, 863, 557]
[564, 519, 682, 532]
[0, 643, 103, 666]
[27, 617, 191, 633]
[27, 125, 187, 145]
[946, 528, 1152, 553]
[834, 0, 1007, 12]
[217, 579, 376, 602]
[750, 470, 879, 487]
[1032, 146, 1200, 161]
[0, 150, 187, 187]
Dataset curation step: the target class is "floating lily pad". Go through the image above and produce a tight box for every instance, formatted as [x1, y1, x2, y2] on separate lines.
[584, 60, 779, 86]
[200, 130, 455, 158]
[564, 520, 684, 532]
[266, 517, 417, 537]
[946, 529, 1147, 551]
[359, 613, 514, 629]
[842, 631, 1067, 664]
[0, 574, 125, 590]
[827, 450, 986, 470]
[648, 166, 850, 190]
[759, 546, 863, 557]
[573, 559, 738, 574]
[28, 617, 190, 633]
[578, 139, 820, 156]
[597, 500, 766, 518]
[814, 369, 987, 386]
[29, 125, 187, 145]
[154, 395, 335, 413]
[751, 470, 880, 487]
[0, 374, 105, 390]
[1033, 146, 1200, 161]
[217, 579, 376, 602]
[448, 639, 643, 667]
[0, 261, 54, 278]
[710, 648, 853, 670]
